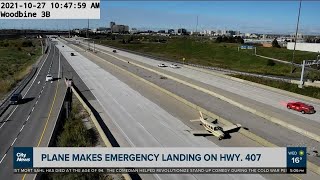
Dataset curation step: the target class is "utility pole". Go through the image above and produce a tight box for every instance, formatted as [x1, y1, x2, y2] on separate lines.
[299, 60, 305, 88]
[291, 0, 302, 73]
[68, 19, 71, 38]
[86, 19, 89, 38]
[196, 15, 198, 33]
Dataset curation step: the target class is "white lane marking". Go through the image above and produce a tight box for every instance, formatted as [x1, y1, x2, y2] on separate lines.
[31, 107, 35, 112]
[38, 81, 40, 84]
[0, 106, 18, 129]
[58, 51, 61, 79]
[51, 81, 53, 84]
[11, 138, 17, 146]
[0, 154, 7, 164]
[26, 115, 30, 122]
[20, 125, 25, 132]
[0, 44, 51, 130]
[38, 95, 41, 98]
[35, 100, 38, 105]
[0, 44, 58, 166]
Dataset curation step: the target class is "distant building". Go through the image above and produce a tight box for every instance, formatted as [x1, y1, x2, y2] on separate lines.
[168, 29, 175, 34]
[191, 31, 200, 36]
[110, 22, 115, 28]
[262, 34, 267, 39]
[112, 25, 129, 33]
[158, 30, 166, 33]
[250, 34, 259, 38]
[177, 28, 187, 35]
[110, 21, 129, 34]
[225, 30, 237, 36]
[130, 28, 139, 34]
[291, 33, 304, 39]
[245, 33, 251, 37]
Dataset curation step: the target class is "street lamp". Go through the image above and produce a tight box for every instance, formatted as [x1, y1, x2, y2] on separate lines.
[291, 0, 302, 73]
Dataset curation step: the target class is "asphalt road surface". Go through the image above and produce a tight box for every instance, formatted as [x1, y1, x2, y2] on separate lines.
[0, 41, 66, 180]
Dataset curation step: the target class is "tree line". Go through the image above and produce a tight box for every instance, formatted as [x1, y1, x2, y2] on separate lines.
[216, 36, 244, 44]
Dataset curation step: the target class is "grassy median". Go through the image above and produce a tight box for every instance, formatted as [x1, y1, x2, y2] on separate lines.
[231, 74, 320, 100]
[44, 95, 113, 180]
[0, 38, 42, 99]
[94, 36, 319, 78]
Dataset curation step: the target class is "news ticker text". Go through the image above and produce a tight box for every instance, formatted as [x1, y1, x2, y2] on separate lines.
[14, 167, 306, 174]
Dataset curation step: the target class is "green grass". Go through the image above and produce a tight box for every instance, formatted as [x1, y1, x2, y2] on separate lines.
[45, 96, 106, 180]
[0, 38, 42, 99]
[232, 74, 320, 99]
[56, 97, 97, 147]
[256, 46, 318, 64]
[96, 37, 319, 78]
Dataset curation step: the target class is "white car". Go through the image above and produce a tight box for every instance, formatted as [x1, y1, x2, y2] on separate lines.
[170, 64, 179, 68]
[158, 63, 167, 67]
[46, 74, 53, 82]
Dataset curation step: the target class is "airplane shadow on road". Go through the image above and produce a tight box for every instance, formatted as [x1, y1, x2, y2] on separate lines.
[51, 77, 61, 82]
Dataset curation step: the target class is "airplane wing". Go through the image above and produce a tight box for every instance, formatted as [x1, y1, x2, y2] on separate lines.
[188, 130, 212, 135]
[222, 124, 241, 133]
[190, 119, 201, 122]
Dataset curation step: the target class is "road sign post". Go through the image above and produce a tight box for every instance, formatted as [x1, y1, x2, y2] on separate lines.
[299, 59, 320, 88]
[299, 60, 305, 88]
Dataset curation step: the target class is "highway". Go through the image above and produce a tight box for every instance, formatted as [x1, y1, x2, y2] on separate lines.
[81, 41, 320, 146]
[63, 38, 320, 178]
[90, 42, 320, 126]
[58, 39, 319, 179]
[0, 40, 66, 180]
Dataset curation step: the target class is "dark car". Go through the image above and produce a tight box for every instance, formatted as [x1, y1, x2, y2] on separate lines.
[287, 102, 316, 114]
[10, 93, 22, 105]
[70, 53, 75, 56]
[113, 50, 117, 53]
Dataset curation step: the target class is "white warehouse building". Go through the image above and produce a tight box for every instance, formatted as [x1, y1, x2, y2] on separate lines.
[287, 43, 320, 53]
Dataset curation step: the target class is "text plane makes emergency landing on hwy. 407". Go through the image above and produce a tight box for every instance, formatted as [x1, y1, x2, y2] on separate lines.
[189, 111, 241, 140]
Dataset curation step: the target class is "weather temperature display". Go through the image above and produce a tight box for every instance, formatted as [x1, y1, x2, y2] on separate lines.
[0, 1, 100, 19]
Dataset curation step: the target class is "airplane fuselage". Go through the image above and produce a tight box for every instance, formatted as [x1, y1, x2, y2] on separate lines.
[201, 118, 225, 140]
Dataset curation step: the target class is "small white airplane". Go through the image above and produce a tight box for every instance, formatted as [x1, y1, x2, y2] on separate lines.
[189, 111, 241, 140]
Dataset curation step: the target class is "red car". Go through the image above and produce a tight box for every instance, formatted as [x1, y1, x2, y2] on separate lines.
[287, 102, 316, 114]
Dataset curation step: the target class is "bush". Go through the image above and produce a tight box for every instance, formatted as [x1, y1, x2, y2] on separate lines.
[267, 59, 276, 66]
[22, 40, 33, 47]
[272, 38, 281, 48]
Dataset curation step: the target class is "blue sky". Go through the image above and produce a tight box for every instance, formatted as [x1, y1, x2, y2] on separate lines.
[1, 1, 319, 34]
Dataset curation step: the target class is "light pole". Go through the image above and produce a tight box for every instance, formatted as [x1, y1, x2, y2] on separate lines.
[291, 0, 302, 73]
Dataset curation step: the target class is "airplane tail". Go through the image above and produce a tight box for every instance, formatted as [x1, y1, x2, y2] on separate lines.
[199, 111, 204, 120]
[190, 111, 204, 122]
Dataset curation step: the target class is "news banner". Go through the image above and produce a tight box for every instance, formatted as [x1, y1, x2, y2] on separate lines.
[13, 147, 306, 174]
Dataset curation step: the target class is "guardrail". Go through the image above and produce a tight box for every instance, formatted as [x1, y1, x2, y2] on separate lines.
[79, 40, 295, 83]
[0, 67, 38, 117]
[0, 39, 48, 118]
